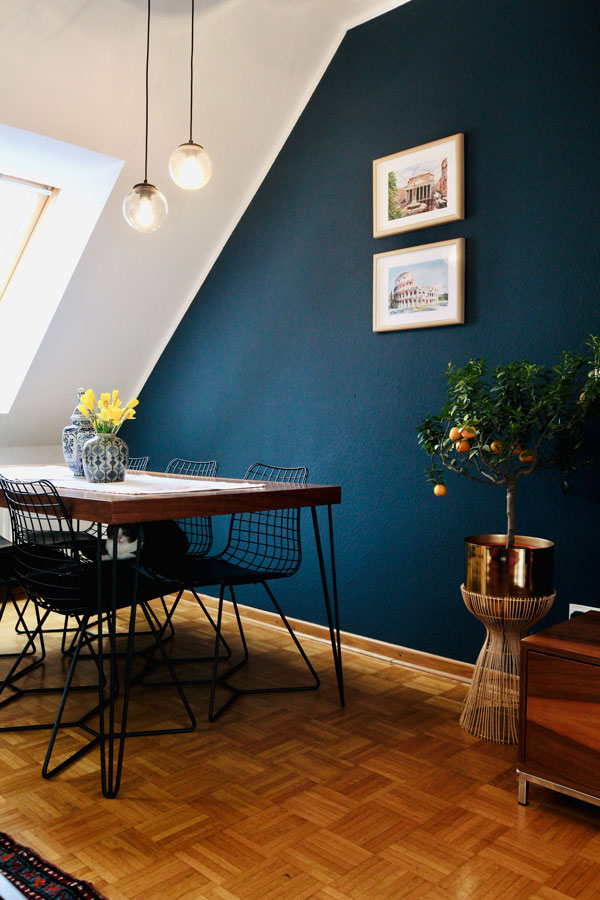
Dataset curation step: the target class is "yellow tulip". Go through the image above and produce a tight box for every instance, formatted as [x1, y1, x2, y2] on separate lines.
[76, 388, 138, 432]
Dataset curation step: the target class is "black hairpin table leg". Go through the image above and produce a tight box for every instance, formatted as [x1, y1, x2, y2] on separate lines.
[96, 523, 141, 799]
[311, 505, 344, 707]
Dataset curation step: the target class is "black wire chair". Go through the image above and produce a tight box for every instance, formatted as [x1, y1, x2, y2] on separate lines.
[0, 476, 195, 796]
[165, 458, 218, 556]
[128, 456, 149, 471]
[177, 463, 318, 720]
[15, 455, 152, 651]
[145, 458, 224, 658]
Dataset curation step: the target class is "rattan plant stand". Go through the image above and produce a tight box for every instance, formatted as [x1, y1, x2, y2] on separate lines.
[459, 585, 556, 744]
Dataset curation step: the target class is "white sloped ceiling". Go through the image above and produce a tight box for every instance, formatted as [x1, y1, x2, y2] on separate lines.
[0, 0, 408, 448]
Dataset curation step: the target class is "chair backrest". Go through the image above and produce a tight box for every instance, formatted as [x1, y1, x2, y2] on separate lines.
[166, 458, 217, 478]
[222, 463, 309, 576]
[0, 477, 90, 614]
[129, 456, 150, 471]
[165, 458, 218, 556]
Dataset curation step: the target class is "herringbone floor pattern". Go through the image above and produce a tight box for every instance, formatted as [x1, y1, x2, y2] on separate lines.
[0, 595, 599, 900]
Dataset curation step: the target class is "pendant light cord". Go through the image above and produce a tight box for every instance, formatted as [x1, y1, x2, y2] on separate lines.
[144, 0, 151, 183]
[189, 0, 195, 143]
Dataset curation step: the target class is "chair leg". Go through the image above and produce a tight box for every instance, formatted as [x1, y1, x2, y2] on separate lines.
[15, 595, 82, 648]
[14, 595, 34, 634]
[208, 586, 241, 722]
[0, 608, 50, 706]
[0, 614, 105, 735]
[207, 582, 319, 721]
[154, 588, 233, 659]
[42, 617, 104, 778]
[136, 589, 236, 688]
[125, 601, 197, 737]
[0, 587, 38, 657]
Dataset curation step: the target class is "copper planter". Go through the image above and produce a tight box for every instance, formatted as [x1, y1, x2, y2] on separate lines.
[465, 534, 554, 598]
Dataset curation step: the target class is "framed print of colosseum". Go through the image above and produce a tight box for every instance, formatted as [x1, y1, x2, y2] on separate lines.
[373, 238, 464, 332]
[373, 134, 464, 238]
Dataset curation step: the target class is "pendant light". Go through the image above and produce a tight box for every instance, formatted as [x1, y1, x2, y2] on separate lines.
[123, 0, 168, 232]
[169, 0, 213, 190]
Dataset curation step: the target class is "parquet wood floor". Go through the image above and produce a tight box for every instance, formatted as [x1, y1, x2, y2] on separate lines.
[0, 595, 598, 900]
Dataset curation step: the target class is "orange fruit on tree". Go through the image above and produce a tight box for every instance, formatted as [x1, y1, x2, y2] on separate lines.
[461, 425, 477, 439]
[490, 440, 503, 454]
[449, 426, 461, 441]
[433, 484, 447, 496]
[579, 392, 586, 403]
[519, 449, 535, 463]
[456, 439, 471, 453]
[512, 443, 523, 455]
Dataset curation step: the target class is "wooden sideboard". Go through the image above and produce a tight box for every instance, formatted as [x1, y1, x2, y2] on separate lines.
[518, 610, 600, 807]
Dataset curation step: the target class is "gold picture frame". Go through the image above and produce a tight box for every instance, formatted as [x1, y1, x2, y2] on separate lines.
[373, 134, 464, 238]
[373, 237, 465, 332]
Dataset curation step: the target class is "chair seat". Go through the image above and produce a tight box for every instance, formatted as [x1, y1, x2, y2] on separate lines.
[22, 549, 179, 614]
[90, 561, 181, 611]
[180, 555, 289, 587]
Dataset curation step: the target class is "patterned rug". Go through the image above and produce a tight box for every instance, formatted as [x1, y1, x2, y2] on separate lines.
[0, 833, 108, 900]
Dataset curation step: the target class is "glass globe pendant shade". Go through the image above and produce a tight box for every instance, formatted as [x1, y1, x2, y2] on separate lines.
[123, 182, 168, 233]
[169, 142, 213, 190]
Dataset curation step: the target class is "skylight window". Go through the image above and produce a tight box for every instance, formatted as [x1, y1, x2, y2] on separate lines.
[0, 124, 123, 414]
[0, 174, 58, 302]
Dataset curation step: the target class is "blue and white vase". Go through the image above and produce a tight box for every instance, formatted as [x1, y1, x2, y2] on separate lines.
[82, 433, 129, 483]
[62, 388, 95, 477]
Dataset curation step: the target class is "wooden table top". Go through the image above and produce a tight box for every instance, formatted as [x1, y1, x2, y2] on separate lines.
[0, 466, 341, 525]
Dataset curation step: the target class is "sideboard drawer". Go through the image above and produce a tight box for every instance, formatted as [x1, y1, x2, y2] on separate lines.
[518, 611, 600, 807]
[523, 650, 600, 797]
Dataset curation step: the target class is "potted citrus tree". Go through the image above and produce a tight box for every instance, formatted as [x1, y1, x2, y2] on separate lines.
[417, 335, 600, 597]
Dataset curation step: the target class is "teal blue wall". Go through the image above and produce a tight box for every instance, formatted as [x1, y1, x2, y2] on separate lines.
[129, 0, 600, 663]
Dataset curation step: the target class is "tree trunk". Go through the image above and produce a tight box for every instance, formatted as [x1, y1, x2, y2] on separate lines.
[506, 479, 516, 549]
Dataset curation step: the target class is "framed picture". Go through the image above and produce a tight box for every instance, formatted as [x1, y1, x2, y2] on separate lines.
[373, 237, 464, 332]
[373, 134, 464, 238]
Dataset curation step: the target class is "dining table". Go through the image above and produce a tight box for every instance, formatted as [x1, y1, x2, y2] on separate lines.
[0, 464, 343, 796]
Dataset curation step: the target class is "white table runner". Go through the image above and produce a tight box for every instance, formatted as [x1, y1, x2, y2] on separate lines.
[0, 466, 264, 495]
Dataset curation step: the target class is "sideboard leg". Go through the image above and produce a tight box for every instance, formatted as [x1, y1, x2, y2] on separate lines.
[518, 773, 529, 805]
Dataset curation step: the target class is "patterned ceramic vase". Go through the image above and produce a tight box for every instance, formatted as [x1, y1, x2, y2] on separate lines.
[62, 388, 96, 477]
[82, 433, 129, 483]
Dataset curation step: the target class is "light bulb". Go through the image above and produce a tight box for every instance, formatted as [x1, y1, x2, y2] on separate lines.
[169, 142, 213, 190]
[123, 182, 168, 232]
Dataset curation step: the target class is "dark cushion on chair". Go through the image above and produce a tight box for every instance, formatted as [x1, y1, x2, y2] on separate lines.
[15, 545, 179, 615]
[87, 561, 181, 612]
[179, 556, 286, 587]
